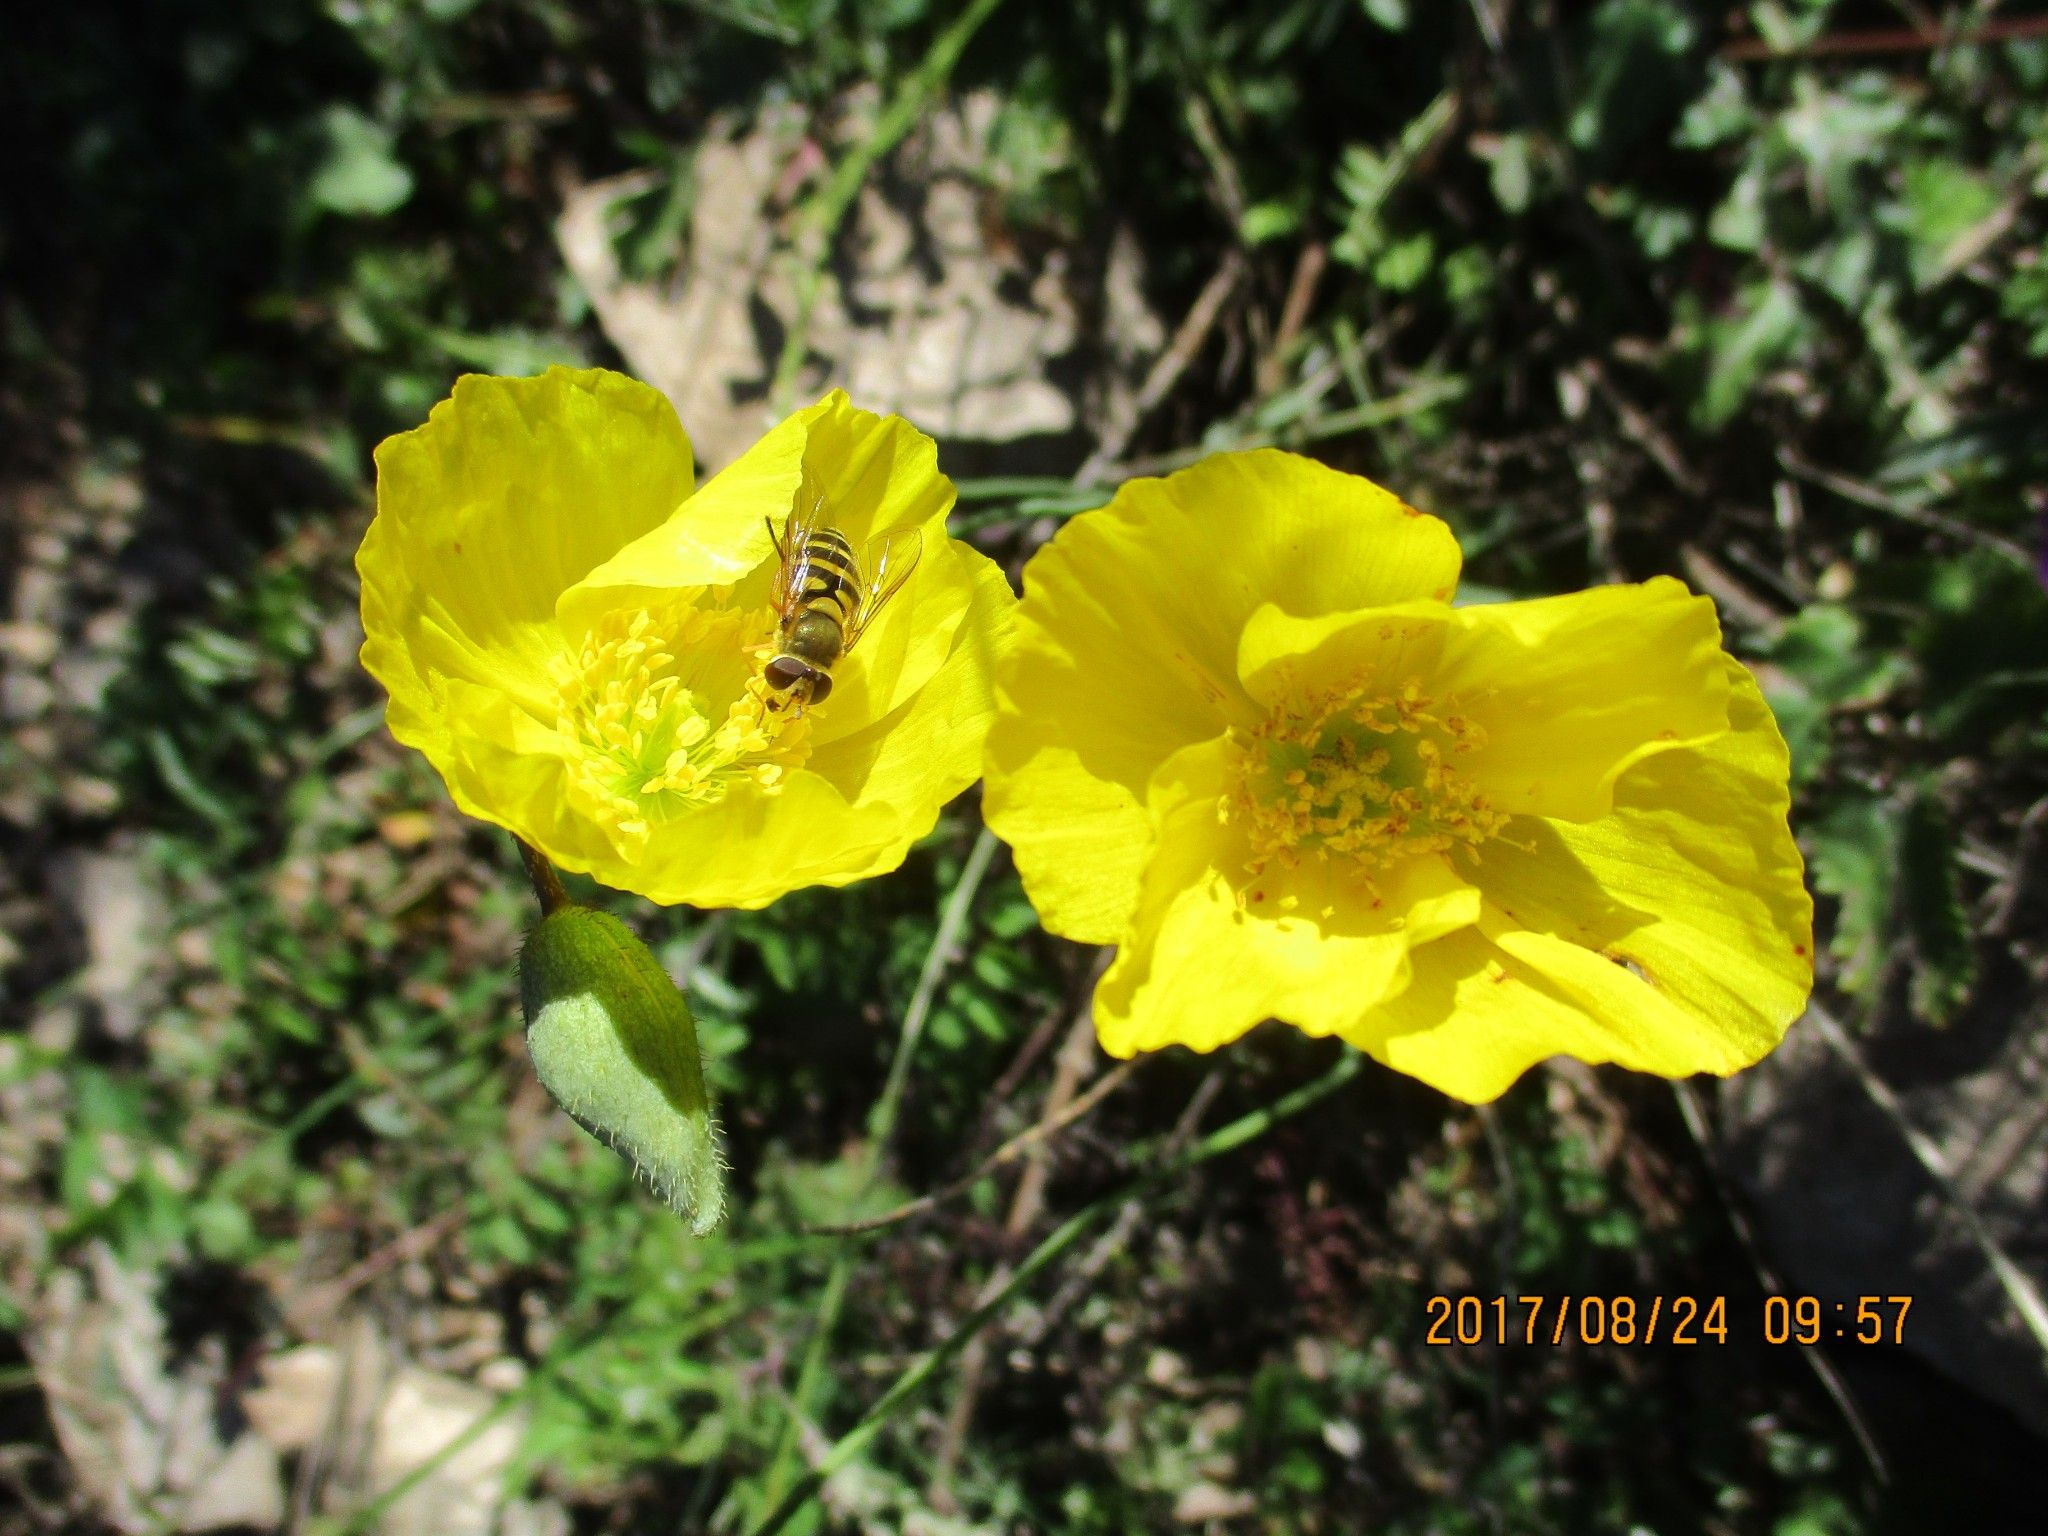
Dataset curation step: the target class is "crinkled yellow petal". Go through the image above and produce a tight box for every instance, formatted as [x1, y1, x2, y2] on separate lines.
[1155, 448, 1465, 617]
[1471, 658, 1809, 1048]
[1236, 600, 1452, 704]
[360, 367, 696, 772]
[1349, 657, 1811, 1102]
[807, 540, 1014, 808]
[1437, 577, 1730, 823]
[794, 387, 956, 547]
[1355, 912, 1763, 1104]
[1345, 927, 1626, 1102]
[986, 449, 1462, 944]
[559, 388, 950, 617]
[1092, 742, 1481, 1058]
[431, 676, 623, 874]
[981, 552, 1226, 948]
[561, 411, 800, 615]
[626, 768, 907, 910]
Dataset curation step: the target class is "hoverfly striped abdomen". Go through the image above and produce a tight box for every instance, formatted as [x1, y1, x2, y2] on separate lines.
[763, 502, 923, 715]
[793, 527, 862, 624]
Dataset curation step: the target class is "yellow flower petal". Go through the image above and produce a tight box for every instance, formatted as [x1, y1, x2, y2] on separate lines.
[1478, 659, 1809, 1033]
[1236, 600, 1451, 704]
[433, 676, 620, 872]
[360, 367, 696, 767]
[1093, 742, 1481, 1058]
[560, 390, 950, 627]
[612, 768, 908, 910]
[1344, 927, 1620, 1102]
[1438, 577, 1731, 823]
[808, 541, 1014, 807]
[562, 411, 801, 610]
[985, 449, 1462, 944]
[1353, 916, 1743, 1104]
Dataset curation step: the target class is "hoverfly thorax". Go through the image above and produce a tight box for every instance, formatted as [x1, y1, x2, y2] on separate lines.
[762, 497, 922, 715]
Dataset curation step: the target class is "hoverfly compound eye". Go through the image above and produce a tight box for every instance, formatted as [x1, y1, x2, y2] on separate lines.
[807, 672, 833, 704]
[764, 656, 808, 691]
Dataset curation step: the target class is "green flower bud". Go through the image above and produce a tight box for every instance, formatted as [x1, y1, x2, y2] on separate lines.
[519, 906, 726, 1235]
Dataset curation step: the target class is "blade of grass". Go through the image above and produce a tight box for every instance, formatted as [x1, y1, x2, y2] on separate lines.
[747, 1049, 1366, 1536]
[753, 826, 1002, 1520]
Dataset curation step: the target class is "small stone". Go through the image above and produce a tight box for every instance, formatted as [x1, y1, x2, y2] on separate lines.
[0, 621, 61, 667]
[1173, 1484, 1255, 1523]
[379, 810, 437, 848]
[1322, 1418, 1364, 1458]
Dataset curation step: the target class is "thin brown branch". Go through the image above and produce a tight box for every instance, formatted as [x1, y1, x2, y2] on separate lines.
[1078, 251, 1247, 484]
[1778, 448, 2036, 572]
[927, 1007, 1102, 1507]
[1723, 14, 2048, 60]
[1033, 1069, 1225, 1336]
[1256, 242, 1329, 398]
[801, 1060, 1141, 1239]
[286, 1208, 467, 1337]
[1672, 1083, 1891, 1486]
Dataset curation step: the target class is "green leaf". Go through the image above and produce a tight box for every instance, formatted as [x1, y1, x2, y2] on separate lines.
[1999, 262, 2048, 357]
[1330, 92, 1455, 269]
[1770, 603, 1902, 703]
[1707, 159, 1767, 252]
[1695, 278, 1804, 429]
[1807, 797, 1898, 997]
[1567, 0, 1697, 168]
[1371, 230, 1434, 293]
[1674, 64, 1752, 149]
[1762, 603, 1906, 785]
[306, 106, 414, 218]
[1484, 133, 1535, 215]
[191, 1195, 258, 1262]
[1899, 792, 1976, 1025]
[1898, 158, 2003, 287]
[1240, 198, 1304, 246]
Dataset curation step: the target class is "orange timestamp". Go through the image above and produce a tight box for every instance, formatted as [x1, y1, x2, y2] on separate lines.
[1422, 1294, 1915, 1347]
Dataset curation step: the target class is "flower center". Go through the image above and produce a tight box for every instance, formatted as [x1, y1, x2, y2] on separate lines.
[554, 602, 810, 840]
[1224, 675, 1506, 891]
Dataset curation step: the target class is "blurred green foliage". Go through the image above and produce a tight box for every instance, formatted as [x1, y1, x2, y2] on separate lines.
[6, 0, 2048, 1532]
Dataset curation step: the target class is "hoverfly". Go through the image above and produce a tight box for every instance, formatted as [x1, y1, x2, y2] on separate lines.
[762, 499, 923, 712]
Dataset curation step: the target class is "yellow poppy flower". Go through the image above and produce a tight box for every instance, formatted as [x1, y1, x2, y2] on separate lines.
[359, 366, 1015, 909]
[983, 450, 1812, 1103]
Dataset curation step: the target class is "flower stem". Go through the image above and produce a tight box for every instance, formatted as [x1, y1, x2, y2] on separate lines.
[516, 837, 569, 915]
[868, 826, 1001, 1148]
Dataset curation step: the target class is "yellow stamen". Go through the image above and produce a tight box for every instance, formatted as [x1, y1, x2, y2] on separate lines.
[553, 602, 811, 842]
[1224, 671, 1506, 899]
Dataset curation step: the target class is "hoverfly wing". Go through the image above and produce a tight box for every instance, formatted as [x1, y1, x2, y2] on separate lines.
[768, 499, 823, 621]
[840, 525, 924, 654]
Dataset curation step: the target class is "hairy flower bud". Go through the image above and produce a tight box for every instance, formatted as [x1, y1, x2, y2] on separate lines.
[519, 905, 725, 1235]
